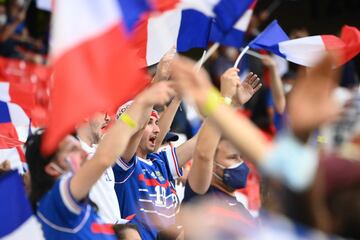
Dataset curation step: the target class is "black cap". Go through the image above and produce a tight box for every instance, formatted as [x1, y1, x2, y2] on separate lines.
[163, 132, 179, 143]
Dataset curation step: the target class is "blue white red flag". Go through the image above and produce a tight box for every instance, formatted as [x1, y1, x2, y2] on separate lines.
[130, 0, 258, 66]
[249, 21, 360, 67]
[210, 0, 256, 47]
[43, 0, 149, 154]
[0, 171, 45, 239]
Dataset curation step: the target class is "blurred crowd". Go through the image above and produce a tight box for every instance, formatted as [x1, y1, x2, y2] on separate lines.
[0, 1, 359, 240]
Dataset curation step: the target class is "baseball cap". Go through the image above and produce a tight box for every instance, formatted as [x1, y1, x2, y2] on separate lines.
[163, 132, 179, 143]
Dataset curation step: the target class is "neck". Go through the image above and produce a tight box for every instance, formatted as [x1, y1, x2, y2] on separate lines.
[77, 126, 95, 147]
[136, 148, 148, 159]
[211, 175, 235, 197]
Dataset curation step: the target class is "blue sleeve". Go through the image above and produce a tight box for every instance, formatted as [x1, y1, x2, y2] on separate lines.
[37, 176, 89, 228]
[112, 155, 137, 183]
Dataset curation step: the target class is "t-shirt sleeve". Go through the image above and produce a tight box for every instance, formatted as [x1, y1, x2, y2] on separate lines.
[37, 175, 89, 228]
[158, 145, 183, 181]
[112, 155, 137, 183]
[182, 180, 200, 205]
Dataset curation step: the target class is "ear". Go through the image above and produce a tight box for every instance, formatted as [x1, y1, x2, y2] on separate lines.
[44, 163, 62, 178]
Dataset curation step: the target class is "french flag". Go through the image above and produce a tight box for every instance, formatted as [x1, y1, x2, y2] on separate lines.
[0, 101, 28, 170]
[129, 0, 212, 66]
[0, 171, 45, 240]
[210, 0, 257, 47]
[42, 0, 149, 154]
[249, 21, 360, 67]
[130, 0, 257, 66]
[0, 101, 29, 133]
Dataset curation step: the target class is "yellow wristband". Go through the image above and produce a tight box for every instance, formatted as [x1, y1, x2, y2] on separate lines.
[120, 113, 137, 129]
[202, 88, 223, 116]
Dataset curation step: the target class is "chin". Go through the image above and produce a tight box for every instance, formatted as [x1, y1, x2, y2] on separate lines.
[146, 145, 155, 153]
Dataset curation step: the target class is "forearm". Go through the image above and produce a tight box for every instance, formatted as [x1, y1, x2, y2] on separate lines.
[96, 92, 155, 164]
[269, 66, 286, 113]
[208, 104, 271, 164]
[176, 134, 198, 167]
[188, 118, 221, 194]
[119, 94, 153, 161]
[154, 96, 181, 150]
[71, 117, 140, 201]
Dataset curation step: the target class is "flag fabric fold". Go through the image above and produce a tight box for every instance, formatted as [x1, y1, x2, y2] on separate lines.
[130, 0, 259, 66]
[338, 25, 360, 65]
[212, 0, 255, 33]
[249, 20, 290, 57]
[210, 0, 257, 47]
[0, 171, 45, 239]
[43, 0, 148, 154]
[249, 21, 360, 67]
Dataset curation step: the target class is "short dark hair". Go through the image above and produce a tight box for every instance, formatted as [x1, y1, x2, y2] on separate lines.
[25, 130, 56, 210]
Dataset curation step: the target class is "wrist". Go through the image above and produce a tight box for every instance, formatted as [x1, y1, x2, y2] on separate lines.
[135, 93, 153, 108]
[200, 88, 223, 116]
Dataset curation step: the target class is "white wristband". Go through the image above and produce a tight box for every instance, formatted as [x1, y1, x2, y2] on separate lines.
[223, 97, 232, 105]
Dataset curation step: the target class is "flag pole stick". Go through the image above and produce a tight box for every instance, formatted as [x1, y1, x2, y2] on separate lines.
[198, 42, 220, 66]
[195, 50, 207, 71]
[234, 45, 249, 68]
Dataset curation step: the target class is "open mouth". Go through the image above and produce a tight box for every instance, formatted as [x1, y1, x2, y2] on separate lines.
[149, 136, 156, 145]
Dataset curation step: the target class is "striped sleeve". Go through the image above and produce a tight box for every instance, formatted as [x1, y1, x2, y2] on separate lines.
[36, 176, 89, 230]
[113, 155, 137, 183]
[163, 145, 183, 180]
[58, 176, 85, 215]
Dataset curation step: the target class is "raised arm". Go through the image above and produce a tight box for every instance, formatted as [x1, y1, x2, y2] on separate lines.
[171, 54, 341, 191]
[262, 55, 286, 113]
[70, 83, 175, 200]
[187, 67, 240, 194]
[154, 97, 181, 151]
[120, 81, 176, 162]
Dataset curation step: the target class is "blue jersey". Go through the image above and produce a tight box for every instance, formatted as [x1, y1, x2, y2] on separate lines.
[36, 175, 116, 240]
[113, 146, 183, 240]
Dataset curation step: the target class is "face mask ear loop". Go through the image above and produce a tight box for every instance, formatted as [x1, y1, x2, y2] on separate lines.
[65, 157, 76, 173]
[212, 172, 223, 181]
[215, 162, 226, 169]
[49, 162, 65, 174]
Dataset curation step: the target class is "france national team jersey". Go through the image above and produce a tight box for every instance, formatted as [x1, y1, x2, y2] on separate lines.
[113, 145, 183, 240]
[36, 175, 116, 240]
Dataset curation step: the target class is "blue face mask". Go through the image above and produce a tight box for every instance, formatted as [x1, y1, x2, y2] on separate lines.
[215, 162, 249, 190]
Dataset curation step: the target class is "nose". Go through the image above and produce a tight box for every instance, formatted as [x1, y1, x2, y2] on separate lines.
[104, 112, 111, 123]
[153, 123, 160, 134]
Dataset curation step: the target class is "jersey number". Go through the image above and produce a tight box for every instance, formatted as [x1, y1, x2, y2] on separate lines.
[154, 186, 167, 207]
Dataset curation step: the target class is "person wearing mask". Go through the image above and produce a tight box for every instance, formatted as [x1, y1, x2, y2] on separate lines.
[25, 82, 174, 239]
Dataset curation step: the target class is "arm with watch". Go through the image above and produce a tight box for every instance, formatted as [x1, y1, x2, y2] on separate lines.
[171, 54, 341, 192]
[186, 67, 262, 195]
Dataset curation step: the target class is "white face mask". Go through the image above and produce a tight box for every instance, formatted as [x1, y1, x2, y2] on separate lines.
[0, 15, 7, 26]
